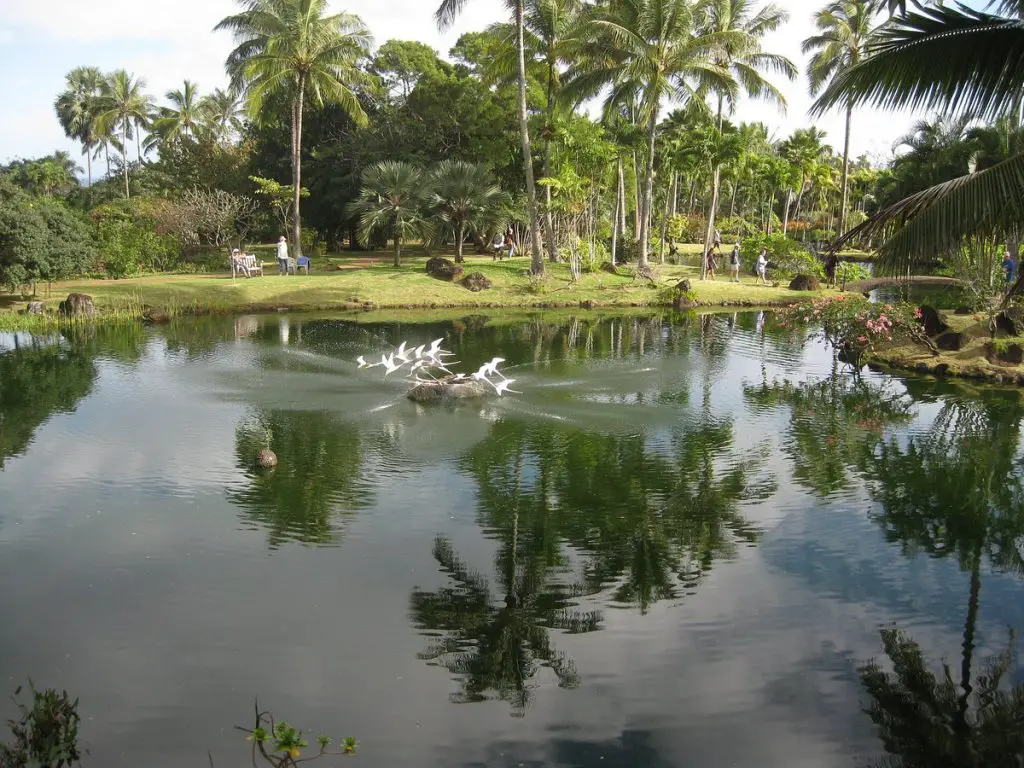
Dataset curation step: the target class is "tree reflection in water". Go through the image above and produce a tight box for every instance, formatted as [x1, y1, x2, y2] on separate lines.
[229, 410, 373, 548]
[858, 391, 1024, 767]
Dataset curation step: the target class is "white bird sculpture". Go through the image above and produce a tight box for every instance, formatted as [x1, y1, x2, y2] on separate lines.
[356, 355, 369, 369]
[491, 378, 519, 396]
[395, 341, 410, 362]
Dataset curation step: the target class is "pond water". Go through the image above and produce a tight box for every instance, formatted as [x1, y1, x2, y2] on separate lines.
[1, 311, 1022, 768]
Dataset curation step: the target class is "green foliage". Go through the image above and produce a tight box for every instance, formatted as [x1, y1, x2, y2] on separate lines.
[250, 176, 309, 237]
[239, 704, 357, 766]
[666, 214, 706, 244]
[347, 161, 433, 266]
[0, 682, 81, 768]
[0, 180, 96, 291]
[835, 260, 871, 284]
[740, 233, 821, 278]
[89, 197, 182, 275]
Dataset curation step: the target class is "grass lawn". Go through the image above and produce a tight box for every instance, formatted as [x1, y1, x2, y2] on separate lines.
[0, 248, 832, 329]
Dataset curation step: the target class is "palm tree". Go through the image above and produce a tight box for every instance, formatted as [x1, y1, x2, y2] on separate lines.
[488, 0, 583, 263]
[200, 87, 246, 142]
[803, 0, 876, 240]
[94, 70, 154, 198]
[700, 0, 796, 276]
[431, 160, 506, 263]
[568, 0, 740, 269]
[779, 127, 828, 233]
[810, 1, 1024, 288]
[217, 0, 372, 260]
[437, 0, 547, 275]
[149, 80, 204, 147]
[54, 66, 104, 189]
[348, 161, 433, 267]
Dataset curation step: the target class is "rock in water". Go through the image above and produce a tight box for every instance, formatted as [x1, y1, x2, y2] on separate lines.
[425, 257, 464, 282]
[256, 449, 278, 468]
[460, 272, 492, 292]
[788, 274, 821, 291]
[407, 378, 490, 404]
[58, 293, 95, 317]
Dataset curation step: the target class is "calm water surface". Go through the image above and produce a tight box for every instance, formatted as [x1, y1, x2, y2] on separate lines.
[1, 311, 1022, 767]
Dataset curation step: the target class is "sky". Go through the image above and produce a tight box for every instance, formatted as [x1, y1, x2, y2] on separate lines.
[0, 0, 924, 167]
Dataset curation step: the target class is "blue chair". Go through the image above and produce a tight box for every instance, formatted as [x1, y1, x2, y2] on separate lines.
[290, 256, 311, 274]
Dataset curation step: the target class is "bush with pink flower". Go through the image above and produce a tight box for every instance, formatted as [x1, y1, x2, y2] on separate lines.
[776, 295, 934, 368]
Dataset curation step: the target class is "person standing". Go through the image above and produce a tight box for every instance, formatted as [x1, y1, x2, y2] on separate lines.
[755, 249, 769, 286]
[713, 228, 722, 253]
[728, 244, 741, 283]
[1003, 251, 1017, 286]
[705, 247, 717, 280]
[277, 236, 289, 276]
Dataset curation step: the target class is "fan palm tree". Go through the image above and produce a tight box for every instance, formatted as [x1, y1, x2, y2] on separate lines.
[431, 160, 507, 263]
[567, 0, 740, 269]
[348, 161, 433, 267]
[437, 0, 547, 275]
[216, 0, 372, 261]
[200, 87, 246, 142]
[148, 80, 204, 149]
[700, 0, 796, 276]
[94, 70, 154, 198]
[803, 1, 877, 239]
[54, 66, 105, 189]
[811, 1, 1024, 290]
[487, 0, 584, 263]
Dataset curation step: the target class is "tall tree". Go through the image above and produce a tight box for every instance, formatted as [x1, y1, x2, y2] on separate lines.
[811, 1, 1024, 287]
[779, 127, 828, 233]
[700, 0, 796, 278]
[54, 66, 105, 189]
[803, 0, 876, 240]
[217, 0, 372, 258]
[94, 70, 154, 198]
[437, 0, 547, 275]
[200, 88, 246, 143]
[148, 80, 205, 150]
[569, 0, 739, 269]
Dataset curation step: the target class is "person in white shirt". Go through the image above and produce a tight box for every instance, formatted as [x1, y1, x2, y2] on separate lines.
[277, 236, 289, 276]
[755, 249, 769, 286]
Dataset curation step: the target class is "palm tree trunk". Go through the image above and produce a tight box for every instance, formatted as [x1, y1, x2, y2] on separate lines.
[135, 119, 142, 164]
[455, 222, 464, 263]
[544, 61, 558, 263]
[669, 172, 678, 219]
[292, 79, 305, 259]
[618, 158, 627, 238]
[393, 236, 401, 268]
[515, 0, 544, 275]
[782, 188, 793, 235]
[632, 150, 641, 240]
[122, 122, 130, 198]
[638, 106, 658, 269]
[701, 165, 722, 280]
[658, 183, 670, 264]
[85, 144, 92, 189]
[954, 553, 982, 763]
[839, 103, 852, 236]
[611, 164, 621, 267]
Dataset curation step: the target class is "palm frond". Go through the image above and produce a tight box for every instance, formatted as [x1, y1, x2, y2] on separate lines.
[812, 4, 1024, 121]
[832, 151, 1024, 274]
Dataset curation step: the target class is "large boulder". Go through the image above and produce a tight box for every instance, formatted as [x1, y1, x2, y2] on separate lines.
[600, 262, 619, 276]
[788, 274, 821, 291]
[634, 264, 658, 284]
[407, 377, 490, 404]
[58, 293, 95, 317]
[936, 330, 969, 351]
[987, 341, 1024, 366]
[917, 305, 948, 337]
[24, 301, 45, 316]
[461, 272, 492, 292]
[425, 257, 464, 282]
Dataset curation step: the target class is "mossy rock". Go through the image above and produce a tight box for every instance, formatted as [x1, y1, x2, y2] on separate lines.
[461, 272, 492, 292]
[425, 257, 464, 282]
[918, 305, 949, 337]
[788, 274, 821, 291]
[936, 330, 969, 351]
[407, 378, 489, 403]
[986, 340, 1024, 366]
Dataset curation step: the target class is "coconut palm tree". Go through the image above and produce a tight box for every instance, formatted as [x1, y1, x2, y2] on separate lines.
[567, 0, 740, 269]
[54, 66, 105, 189]
[700, 0, 796, 276]
[779, 127, 829, 234]
[217, 0, 372, 261]
[437, 0, 547, 275]
[94, 70, 154, 198]
[431, 160, 507, 263]
[348, 161, 433, 268]
[811, 1, 1024, 287]
[200, 87, 246, 143]
[149, 80, 205, 148]
[487, 0, 584, 263]
[803, 0, 877, 240]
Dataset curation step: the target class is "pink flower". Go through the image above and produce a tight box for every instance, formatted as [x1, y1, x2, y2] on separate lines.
[857, 335, 868, 343]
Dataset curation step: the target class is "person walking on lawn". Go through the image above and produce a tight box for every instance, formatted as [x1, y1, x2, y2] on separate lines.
[277, 236, 289, 276]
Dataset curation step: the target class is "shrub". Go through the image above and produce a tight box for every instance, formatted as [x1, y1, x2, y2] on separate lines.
[666, 214, 705, 243]
[716, 215, 757, 240]
[0, 683, 81, 768]
[90, 198, 183, 274]
[777, 295, 933, 368]
[741, 233, 823, 279]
